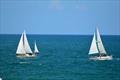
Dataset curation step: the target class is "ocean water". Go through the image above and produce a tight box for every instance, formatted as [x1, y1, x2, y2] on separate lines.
[0, 34, 120, 80]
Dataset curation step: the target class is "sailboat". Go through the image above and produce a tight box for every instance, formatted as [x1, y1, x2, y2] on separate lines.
[88, 28, 112, 60]
[16, 31, 36, 57]
[34, 41, 39, 54]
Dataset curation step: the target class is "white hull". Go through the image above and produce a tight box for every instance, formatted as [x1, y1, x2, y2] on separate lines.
[16, 53, 36, 58]
[89, 55, 112, 60]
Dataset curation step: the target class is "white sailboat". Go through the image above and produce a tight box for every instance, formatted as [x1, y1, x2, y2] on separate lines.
[89, 28, 112, 60]
[16, 31, 35, 57]
[34, 41, 39, 54]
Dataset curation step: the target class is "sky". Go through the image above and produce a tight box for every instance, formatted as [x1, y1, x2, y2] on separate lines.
[0, 0, 120, 35]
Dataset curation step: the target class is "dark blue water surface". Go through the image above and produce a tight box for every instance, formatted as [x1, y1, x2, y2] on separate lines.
[0, 35, 120, 80]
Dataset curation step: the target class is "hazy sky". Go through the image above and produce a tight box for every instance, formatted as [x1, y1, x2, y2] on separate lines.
[0, 0, 120, 35]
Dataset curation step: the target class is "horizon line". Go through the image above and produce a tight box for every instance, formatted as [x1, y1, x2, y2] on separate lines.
[0, 33, 120, 36]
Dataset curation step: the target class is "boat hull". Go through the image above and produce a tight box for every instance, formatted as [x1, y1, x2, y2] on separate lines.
[89, 55, 112, 60]
[16, 53, 36, 58]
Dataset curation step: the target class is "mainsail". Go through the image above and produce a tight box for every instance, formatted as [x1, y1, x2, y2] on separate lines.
[89, 28, 106, 55]
[23, 31, 33, 53]
[34, 41, 39, 53]
[96, 28, 106, 54]
[16, 31, 33, 54]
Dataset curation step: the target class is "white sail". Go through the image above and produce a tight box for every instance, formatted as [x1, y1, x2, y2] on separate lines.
[34, 41, 39, 53]
[16, 31, 33, 54]
[16, 33, 26, 54]
[89, 32, 99, 55]
[23, 31, 33, 53]
[96, 28, 106, 54]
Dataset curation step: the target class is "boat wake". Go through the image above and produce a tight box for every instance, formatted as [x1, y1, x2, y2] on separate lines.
[113, 58, 120, 61]
[19, 62, 31, 64]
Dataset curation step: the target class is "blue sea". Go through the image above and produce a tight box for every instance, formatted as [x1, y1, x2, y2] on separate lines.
[0, 34, 120, 80]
